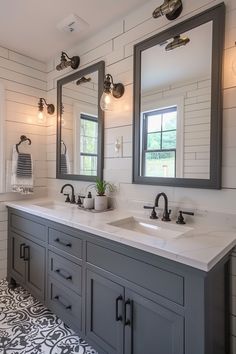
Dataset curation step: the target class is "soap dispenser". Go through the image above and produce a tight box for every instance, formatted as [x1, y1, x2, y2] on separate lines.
[83, 191, 94, 209]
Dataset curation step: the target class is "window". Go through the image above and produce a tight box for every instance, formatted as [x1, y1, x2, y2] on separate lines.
[80, 113, 98, 176]
[142, 106, 177, 178]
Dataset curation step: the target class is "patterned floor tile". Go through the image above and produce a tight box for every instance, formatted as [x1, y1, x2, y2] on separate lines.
[0, 280, 97, 354]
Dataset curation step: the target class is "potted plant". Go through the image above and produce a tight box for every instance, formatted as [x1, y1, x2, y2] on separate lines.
[94, 178, 112, 211]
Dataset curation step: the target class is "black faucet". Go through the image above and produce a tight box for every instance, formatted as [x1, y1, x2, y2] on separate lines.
[155, 192, 171, 222]
[60, 184, 76, 204]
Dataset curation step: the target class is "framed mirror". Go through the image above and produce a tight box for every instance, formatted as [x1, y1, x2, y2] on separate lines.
[57, 61, 104, 181]
[133, 4, 225, 189]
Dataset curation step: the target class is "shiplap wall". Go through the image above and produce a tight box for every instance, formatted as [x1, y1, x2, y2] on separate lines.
[0, 48, 47, 279]
[46, 0, 236, 214]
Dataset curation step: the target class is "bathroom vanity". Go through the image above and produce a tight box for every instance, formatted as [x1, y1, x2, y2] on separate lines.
[6, 200, 235, 354]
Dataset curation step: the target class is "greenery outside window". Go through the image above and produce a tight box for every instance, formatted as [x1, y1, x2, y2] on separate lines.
[142, 106, 177, 178]
[80, 113, 98, 176]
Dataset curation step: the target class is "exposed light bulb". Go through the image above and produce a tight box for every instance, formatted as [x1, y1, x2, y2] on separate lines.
[100, 91, 115, 111]
[37, 110, 45, 123]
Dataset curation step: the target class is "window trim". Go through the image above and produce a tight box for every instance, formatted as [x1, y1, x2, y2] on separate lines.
[79, 113, 98, 176]
[141, 107, 177, 178]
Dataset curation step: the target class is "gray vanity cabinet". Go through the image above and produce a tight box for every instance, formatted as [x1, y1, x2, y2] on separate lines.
[86, 270, 124, 354]
[7, 208, 230, 354]
[10, 231, 26, 284]
[124, 289, 184, 354]
[9, 231, 45, 301]
[8, 211, 47, 301]
[86, 269, 184, 354]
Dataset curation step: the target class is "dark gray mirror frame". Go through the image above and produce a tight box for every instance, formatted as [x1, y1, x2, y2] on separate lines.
[56, 61, 105, 181]
[133, 3, 225, 189]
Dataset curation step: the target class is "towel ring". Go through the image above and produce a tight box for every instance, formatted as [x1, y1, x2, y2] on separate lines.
[16, 135, 31, 153]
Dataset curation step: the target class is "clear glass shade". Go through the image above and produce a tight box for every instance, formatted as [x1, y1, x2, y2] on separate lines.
[37, 110, 46, 124]
[100, 91, 115, 111]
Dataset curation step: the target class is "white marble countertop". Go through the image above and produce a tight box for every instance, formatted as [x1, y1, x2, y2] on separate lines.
[5, 198, 236, 272]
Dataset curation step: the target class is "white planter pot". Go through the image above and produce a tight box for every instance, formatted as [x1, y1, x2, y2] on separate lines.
[94, 195, 108, 211]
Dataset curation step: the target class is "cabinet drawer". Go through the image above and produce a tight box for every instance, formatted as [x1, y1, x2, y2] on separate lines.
[87, 242, 184, 305]
[48, 278, 82, 332]
[49, 228, 82, 259]
[48, 251, 82, 294]
[10, 213, 46, 242]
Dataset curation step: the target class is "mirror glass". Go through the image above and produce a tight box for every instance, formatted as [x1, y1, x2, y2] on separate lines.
[57, 61, 104, 181]
[140, 22, 212, 179]
[133, 4, 224, 189]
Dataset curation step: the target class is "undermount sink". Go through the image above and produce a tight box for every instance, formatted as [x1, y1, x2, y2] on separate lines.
[34, 201, 72, 211]
[109, 216, 193, 239]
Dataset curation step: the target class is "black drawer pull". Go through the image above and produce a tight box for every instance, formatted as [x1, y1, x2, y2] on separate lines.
[54, 295, 72, 310]
[125, 299, 133, 326]
[115, 295, 123, 322]
[20, 243, 25, 259]
[55, 269, 72, 281]
[54, 238, 72, 248]
[23, 246, 30, 261]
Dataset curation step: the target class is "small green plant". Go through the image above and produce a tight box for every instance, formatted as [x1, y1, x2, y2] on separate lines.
[95, 178, 113, 196]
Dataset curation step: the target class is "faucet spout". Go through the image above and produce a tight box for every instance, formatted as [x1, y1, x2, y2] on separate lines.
[155, 192, 171, 221]
[60, 184, 76, 204]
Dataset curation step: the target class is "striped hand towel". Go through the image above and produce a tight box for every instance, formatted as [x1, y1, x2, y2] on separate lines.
[11, 145, 34, 194]
[16, 153, 32, 177]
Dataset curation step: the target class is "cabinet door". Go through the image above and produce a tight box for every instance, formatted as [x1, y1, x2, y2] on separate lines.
[124, 290, 184, 354]
[10, 231, 26, 284]
[25, 239, 45, 301]
[86, 270, 124, 354]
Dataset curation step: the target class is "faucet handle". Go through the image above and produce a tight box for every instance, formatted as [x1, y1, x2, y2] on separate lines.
[63, 193, 70, 203]
[143, 205, 158, 219]
[176, 210, 194, 224]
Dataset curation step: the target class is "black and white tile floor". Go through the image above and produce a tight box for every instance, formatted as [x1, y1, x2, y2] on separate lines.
[0, 279, 97, 354]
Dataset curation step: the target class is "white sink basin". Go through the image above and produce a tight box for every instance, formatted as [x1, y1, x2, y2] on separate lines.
[109, 216, 192, 239]
[34, 201, 72, 211]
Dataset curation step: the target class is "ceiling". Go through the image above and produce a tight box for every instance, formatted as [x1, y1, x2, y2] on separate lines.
[0, 0, 148, 63]
[141, 21, 213, 93]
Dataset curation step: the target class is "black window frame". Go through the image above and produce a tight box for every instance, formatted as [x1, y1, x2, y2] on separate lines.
[80, 113, 98, 176]
[142, 107, 177, 178]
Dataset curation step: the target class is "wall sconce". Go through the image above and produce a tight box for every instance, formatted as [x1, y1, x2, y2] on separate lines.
[56, 51, 80, 71]
[38, 98, 55, 123]
[165, 35, 190, 51]
[152, 0, 183, 21]
[76, 76, 91, 85]
[100, 74, 125, 111]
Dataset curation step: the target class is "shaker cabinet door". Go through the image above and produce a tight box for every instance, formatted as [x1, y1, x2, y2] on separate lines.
[124, 289, 184, 354]
[10, 231, 26, 284]
[86, 270, 124, 354]
[25, 239, 45, 301]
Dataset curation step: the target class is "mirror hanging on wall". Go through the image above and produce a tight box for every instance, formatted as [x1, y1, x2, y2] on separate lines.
[57, 61, 104, 181]
[133, 3, 225, 189]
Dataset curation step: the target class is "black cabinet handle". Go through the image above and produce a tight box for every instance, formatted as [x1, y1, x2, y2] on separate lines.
[54, 295, 71, 310]
[125, 299, 133, 326]
[55, 269, 72, 281]
[23, 246, 30, 261]
[115, 295, 123, 322]
[54, 238, 72, 248]
[20, 243, 25, 259]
